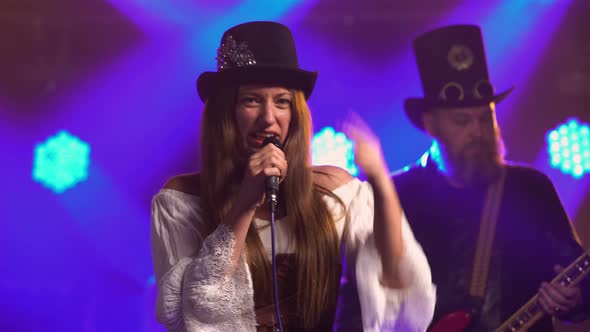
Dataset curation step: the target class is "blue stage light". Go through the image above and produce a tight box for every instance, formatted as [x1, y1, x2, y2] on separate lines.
[33, 130, 91, 193]
[311, 126, 358, 176]
[547, 118, 590, 179]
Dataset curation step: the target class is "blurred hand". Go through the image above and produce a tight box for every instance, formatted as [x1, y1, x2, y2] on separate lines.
[342, 112, 389, 179]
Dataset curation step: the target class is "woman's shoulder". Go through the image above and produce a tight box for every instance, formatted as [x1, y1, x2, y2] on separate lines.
[312, 165, 354, 192]
[152, 173, 203, 227]
[162, 172, 201, 197]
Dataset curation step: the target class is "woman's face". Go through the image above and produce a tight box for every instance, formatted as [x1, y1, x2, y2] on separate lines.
[235, 85, 292, 155]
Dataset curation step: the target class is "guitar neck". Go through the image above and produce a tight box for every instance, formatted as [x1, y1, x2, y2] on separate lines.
[495, 249, 590, 332]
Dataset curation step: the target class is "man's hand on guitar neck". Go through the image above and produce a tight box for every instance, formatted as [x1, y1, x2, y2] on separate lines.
[537, 264, 583, 318]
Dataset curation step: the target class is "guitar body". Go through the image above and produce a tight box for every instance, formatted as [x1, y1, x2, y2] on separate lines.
[429, 310, 472, 332]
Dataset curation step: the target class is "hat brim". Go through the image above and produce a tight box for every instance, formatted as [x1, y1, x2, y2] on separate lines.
[197, 66, 318, 102]
[403, 87, 514, 131]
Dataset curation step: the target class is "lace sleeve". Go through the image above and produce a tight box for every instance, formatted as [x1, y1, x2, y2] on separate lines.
[150, 191, 256, 332]
[342, 180, 436, 331]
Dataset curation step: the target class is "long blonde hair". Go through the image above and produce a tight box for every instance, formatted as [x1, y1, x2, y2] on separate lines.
[199, 86, 342, 328]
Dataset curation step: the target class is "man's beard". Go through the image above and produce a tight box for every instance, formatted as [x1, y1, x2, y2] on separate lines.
[455, 139, 503, 187]
[439, 133, 505, 187]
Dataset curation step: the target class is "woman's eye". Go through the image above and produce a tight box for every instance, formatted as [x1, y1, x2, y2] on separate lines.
[241, 97, 259, 105]
[276, 98, 292, 106]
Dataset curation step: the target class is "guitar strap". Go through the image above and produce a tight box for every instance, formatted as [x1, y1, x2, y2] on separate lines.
[469, 167, 506, 298]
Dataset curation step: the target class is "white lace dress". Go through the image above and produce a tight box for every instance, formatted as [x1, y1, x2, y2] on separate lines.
[150, 178, 436, 331]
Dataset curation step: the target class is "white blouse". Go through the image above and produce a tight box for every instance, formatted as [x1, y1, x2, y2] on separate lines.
[150, 178, 436, 331]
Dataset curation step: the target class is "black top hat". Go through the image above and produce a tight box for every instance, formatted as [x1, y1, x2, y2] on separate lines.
[197, 21, 317, 102]
[404, 24, 513, 130]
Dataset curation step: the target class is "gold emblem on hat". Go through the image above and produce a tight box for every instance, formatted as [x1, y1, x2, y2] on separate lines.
[447, 44, 474, 71]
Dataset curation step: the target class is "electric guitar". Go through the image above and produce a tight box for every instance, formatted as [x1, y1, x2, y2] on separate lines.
[430, 249, 590, 332]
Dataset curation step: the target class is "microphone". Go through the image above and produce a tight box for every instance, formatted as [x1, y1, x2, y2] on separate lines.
[262, 136, 282, 210]
[262, 136, 285, 332]
[262, 135, 285, 332]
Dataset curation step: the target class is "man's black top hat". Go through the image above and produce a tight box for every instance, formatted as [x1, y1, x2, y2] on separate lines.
[404, 24, 513, 130]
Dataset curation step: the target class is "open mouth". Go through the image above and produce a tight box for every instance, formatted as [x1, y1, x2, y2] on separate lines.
[250, 132, 278, 147]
